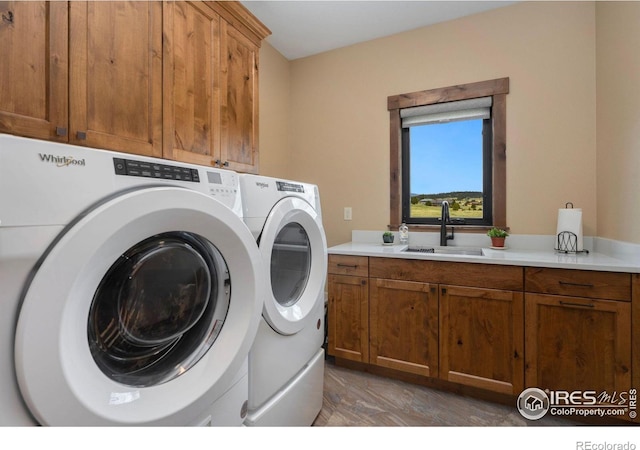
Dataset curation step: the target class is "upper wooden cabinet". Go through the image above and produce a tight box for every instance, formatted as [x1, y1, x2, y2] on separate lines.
[0, 2, 68, 142]
[163, 1, 222, 166]
[163, 1, 267, 173]
[69, 1, 163, 157]
[0, 1, 270, 171]
[219, 20, 260, 173]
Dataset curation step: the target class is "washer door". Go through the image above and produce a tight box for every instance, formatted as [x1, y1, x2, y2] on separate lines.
[14, 187, 264, 426]
[259, 197, 327, 335]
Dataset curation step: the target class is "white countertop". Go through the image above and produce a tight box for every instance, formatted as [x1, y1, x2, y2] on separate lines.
[328, 241, 640, 273]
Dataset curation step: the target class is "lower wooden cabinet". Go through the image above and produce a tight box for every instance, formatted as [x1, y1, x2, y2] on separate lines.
[327, 254, 636, 421]
[327, 273, 369, 363]
[440, 285, 524, 395]
[524, 293, 631, 393]
[369, 278, 438, 377]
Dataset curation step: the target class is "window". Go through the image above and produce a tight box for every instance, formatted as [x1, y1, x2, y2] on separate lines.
[401, 97, 492, 225]
[388, 78, 509, 231]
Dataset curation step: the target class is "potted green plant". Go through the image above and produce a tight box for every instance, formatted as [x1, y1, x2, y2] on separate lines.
[487, 227, 508, 248]
[382, 231, 395, 244]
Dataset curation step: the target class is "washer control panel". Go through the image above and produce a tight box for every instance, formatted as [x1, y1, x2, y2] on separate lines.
[113, 158, 200, 183]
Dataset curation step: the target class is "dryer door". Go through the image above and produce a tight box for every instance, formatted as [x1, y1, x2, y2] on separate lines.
[14, 187, 264, 426]
[259, 197, 328, 335]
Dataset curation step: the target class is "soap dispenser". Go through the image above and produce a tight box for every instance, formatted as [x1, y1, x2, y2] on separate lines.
[399, 222, 409, 244]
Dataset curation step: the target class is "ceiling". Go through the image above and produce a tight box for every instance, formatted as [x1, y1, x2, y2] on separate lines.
[240, 1, 518, 60]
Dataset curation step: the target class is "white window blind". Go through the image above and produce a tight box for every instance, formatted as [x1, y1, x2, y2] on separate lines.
[400, 96, 492, 128]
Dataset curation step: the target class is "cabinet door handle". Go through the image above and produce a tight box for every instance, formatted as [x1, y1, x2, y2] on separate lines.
[76, 131, 87, 140]
[559, 301, 595, 308]
[558, 281, 594, 288]
[222, 161, 230, 167]
[55, 127, 67, 137]
[336, 264, 358, 269]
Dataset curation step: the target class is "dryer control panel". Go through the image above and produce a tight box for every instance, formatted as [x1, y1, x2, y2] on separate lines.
[276, 181, 304, 193]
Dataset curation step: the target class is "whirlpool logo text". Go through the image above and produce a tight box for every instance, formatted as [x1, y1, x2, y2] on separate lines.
[38, 153, 86, 167]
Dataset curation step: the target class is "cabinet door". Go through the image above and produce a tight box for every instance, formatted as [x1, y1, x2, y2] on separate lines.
[69, 1, 163, 157]
[440, 285, 524, 395]
[220, 20, 259, 173]
[370, 278, 438, 377]
[525, 293, 631, 393]
[327, 274, 368, 363]
[0, 1, 67, 141]
[163, 1, 221, 166]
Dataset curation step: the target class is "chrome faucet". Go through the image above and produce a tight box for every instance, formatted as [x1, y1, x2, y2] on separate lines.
[440, 200, 454, 246]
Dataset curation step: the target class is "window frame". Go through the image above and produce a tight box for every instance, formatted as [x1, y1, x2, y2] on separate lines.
[388, 78, 509, 232]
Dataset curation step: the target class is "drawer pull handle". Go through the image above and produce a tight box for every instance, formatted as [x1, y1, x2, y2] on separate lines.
[559, 301, 595, 308]
[336, 264, 358, 269]
[558, 281, 594, 288]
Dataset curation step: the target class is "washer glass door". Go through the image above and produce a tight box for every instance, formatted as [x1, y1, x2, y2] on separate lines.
[89, 231, 229, 388]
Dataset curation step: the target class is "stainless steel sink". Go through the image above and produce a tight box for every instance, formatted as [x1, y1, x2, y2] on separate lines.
[404, 246, 485, 256]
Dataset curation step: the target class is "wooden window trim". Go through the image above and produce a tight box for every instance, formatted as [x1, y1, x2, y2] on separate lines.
[388, 77, 509, 232]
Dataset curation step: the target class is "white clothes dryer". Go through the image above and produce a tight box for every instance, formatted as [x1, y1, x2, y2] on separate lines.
[239, 174, 327, 426]
[0, 134, 265, 426]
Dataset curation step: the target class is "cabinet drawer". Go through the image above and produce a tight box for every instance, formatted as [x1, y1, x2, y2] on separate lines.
[328, 255, 369, 277]
[525, 267, 631, 301]
[370, 257, 523, 290]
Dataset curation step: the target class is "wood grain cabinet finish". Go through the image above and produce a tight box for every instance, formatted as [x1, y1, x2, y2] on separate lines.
[1, 1, 268, 170]
[439, 285, 524, 395]
[0, 1, 162, 156]
[0, 1, 68, 141]
[525, 267, 631, 301]
[327, 255, 370, 363]
[370, 278, 438, 377]
[524, 267, 632, 397]
[524, 293, 631, 394]
[330, 254, 637, 421]
[163, 1, 266, 172]
[219, 20, 260, 173]
[69, 1, 163, 157]
[163, 0, 222, 166]
[328, 255, 369, 277]
[331, 255, 526, 389]
[370, 257, 523, 290]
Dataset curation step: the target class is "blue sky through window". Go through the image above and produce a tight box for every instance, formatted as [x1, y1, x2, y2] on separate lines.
[409, 119, 483, 195]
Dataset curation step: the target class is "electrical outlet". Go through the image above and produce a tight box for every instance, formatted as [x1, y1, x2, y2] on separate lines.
[344, 207, 352, 221]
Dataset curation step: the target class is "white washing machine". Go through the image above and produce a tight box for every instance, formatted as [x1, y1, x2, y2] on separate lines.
[239, 174, 327, 426]
[0, 134, 266, 426]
